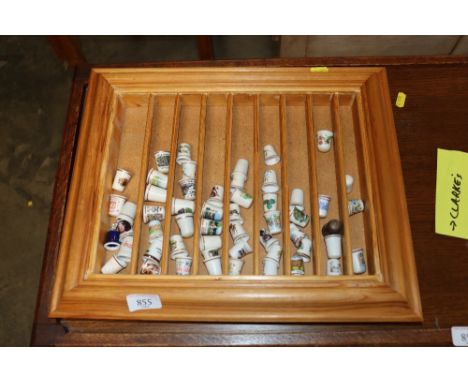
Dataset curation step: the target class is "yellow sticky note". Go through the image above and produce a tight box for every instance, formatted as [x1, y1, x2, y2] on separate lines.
[435, 149, 468, 239]
[310, 67, 329, 73]
[395, 92, 406, 108]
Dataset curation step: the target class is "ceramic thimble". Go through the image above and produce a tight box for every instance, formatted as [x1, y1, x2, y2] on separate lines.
[229, 203, 243, 223]
[204, 256, 222, 276]
[229, 241, 246, 259]
[229, 221, 248, 242]
[182, 160, 197, 178]
[112, 168, 132, 192]
[176, 143, 192, 165]
[289, 206, 310, 228]
[171, 198, 195, 215]
[324, 233, 342, 259]
[228, 258, 245, 276]
[104, 229, 120, 251]
[108, 194, 127, 217]
[352, 248, 366, 274]
[117, 201, 137, 226]
[290, 223, 306, 248]
[169, 234, 187, 258]
[208, 185, 224, 206]
[231, 188, 253, 209]
[175, 212, 194, 238]
[290, 188, 304, 208]
[263, 144, 280, 166]
[233, 158, 249, 177]
[113, 235, 133, 269]
[176, 257, 192, 276]
[346, 174, 354, 194]
[199, 235, 222, 251]
[317, 130, 334, 153]
[154, 150, 170, 173]
[144, 239, 163, 262]
[140, 255, 161, 275]
[291, 255, 305, 276]
[201, 201, 223, 222]
[148, 220, 163, 241]
[318, 194, 331, 218]
[263, 256, 279, 276]
[145, 184, 167, 203]
[146, 168, 168, 189]
[142, 204, 165, 224]
[200, 218, 223, 236]
[263, 192, 278, 212]
[179, 177, 196, 201]
[262, 169, 279, 193]
[327, 258, 343, 276]
[264, 210, 282, 234]
[348, 199, 365, 216]
[266, 243, 282, 262]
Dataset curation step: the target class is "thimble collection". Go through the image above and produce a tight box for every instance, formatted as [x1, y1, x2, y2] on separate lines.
[199, 185, 224, 275]
[101, 126, 368, 278]
[102, 167, 136, 274]
[228, 159, 254, 275]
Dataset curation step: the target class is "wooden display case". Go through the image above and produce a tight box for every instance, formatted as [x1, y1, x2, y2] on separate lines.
[49, 67, 422, 322]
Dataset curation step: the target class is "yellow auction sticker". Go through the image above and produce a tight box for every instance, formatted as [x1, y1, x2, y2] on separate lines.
[435, 149, 468, 239]
[309, 67, 329, 73]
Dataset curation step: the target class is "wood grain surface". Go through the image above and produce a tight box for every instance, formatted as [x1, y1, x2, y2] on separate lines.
[31, 57, 468, 346]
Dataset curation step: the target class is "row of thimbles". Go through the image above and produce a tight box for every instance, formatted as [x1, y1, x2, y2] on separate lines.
[288, 188, 313, 276]
[260, 147, 283, 276]
[109, 167, 133, 217]
[228, 159, 254, 275]
[321, 219, 366, 275]
[102, 200, 137, 274]
[199, 185, 225, 275]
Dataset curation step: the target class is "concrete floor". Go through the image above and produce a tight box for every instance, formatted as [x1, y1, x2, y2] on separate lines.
[0, 36, 277, 346]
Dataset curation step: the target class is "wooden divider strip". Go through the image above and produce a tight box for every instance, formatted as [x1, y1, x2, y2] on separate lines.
[331, 94, 353, 275]
[253, 95, 261, 275]
[355, 92, 382, 277]
[161, 95, 181, 275]
[222, 94, 233, 274]
[305, 95, 324, 276]
[191, 94, 207, 275]
[129, 95, 155, 274]
[279, 95, 291, 275]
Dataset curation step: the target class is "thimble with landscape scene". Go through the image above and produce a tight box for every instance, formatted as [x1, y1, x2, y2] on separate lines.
[146, 168, 168, 189]
[348, 199, 365, 216]
[201, 248, 221, 261]
[262, 169, 279, 193]
[263, 144, 280, 166]
[169, 234, 186, 257]
[171, 198, 195, 215]
[179, 177, 196, 201]
[352, 248, 366, 274]
[200, 218, 223, 236]
[176, 143, 192, 165]
[201, 201, 223, 221]
[140, 254, 161, 275]
[230, 188, 253, 209]
[291, 255, 305, 276]
[289, 206, 310, 228]
[108, 194, 127, 217]
[154, 150, 170, 173]
[182, 160, 197, 179]
[112, 168, 132, 192]
[142, 204, 165, 224]
[327, 258, 343, 276]
[148, 220, 163, 241]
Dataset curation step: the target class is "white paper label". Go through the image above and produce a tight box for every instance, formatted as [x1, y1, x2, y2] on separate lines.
[126, 294, 162, 312]
[451, 327, 468, 346]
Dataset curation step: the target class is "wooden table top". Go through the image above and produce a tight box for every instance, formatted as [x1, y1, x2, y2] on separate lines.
[31, 56, 468, 346]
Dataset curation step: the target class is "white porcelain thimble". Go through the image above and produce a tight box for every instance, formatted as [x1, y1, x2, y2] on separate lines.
[199, 235, 222, 251]
[208, 185, 224, 206]
[154, 151, 170, 173]
[327, 258, 343, 276]
[175, 257, 192, 276]
[291, 255, 305, 276]
[169, 234, 186, 258]
[290, 188, 304, 207]
[229, 221, 249, 242]
[352, 248, 366, 274]
[148, 220, 163, 241]
[146, 168, 168, 189]
[317, 130, 334, 153]
[290, 223, 306, 248]
[114, 236, 133, 268]
[233, 159, 249, 176]
[145, 239, 163, 262]
[263, 256, 279, 276]
[264, 210, 282, 234]
[201, 201, 223, 222]
[176, 143, 192, 165]
[175, 212, 194, 238]
[109, 194, 127, 217]
[117, 201, 137, 226]
[201, 248, 221, 261]
[262, 169, 279, 193]
[204, 256, 222, 276]
[266, 244, 282, 262]
[112, 168, 132, 192]
[145, 184, 167, 203]
[142, 204, 165, 224]
[229, 241, 246, 259]
[289, 206, 310, 228]
[230, 188, 253, 209]
[171, 198, 195, 215]
[229, 203, 243, 223]
[318, 194, 331, 219]
[324, 233, 342, 259]
[178, 177, 196, 201]
[228, 258, 244, 276]
[182, 160, 197, 178]
[231, 172, 247, 190]
[101, 255, 125, 274]
[346, 174, 354, 194]
[263, 145, 280, 166]
[262, 192, 278, 212]
[348, 199, 365, 216]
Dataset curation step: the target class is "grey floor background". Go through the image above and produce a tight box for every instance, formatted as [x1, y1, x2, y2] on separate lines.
[0, 35, 466, 346]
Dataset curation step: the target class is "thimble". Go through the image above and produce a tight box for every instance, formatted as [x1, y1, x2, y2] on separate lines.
[317, 130, 334, 153]
[318, 194, 331, 219]
[290, 188, 304, 207]
[208, 185, 224, 206]
[146, 168, 168, 189]
[229, 203, 243, 223]
[264, 210, 282, 234]
[352, 248, 366, 274]
[112, 168, 132, 192]
[327, 258, 343, 276]
[204, 255, 222, 276]
[228, 258, 245, 276]
[171, 198, 195, 215]
[345, 174, 354, 194]
[140, 255, 161, 275]
[263, 144, 280, 166]
[142, 204, 165, 224]
[262, 169, 279, 193]
[263, 256, 279, 276]
[117, 201, 137, 226]
[145, 184, 167, 203]
[201, 201, 223, 222]
[289, 206, 310, 228]
[154, 151, 170, 173]
[229, 221, 249, 242]
[179, 177, 196, 201]
[348, 199, 365, 216]
[175, 212, 194, 238]
[176, 143, 192, 165]
[108, 194, 127, 217]
[231, 188, 253, 209]
[290, 223, 306, 248]
[148, 220, 163, 241]
[291, 255, 305, 276]
[182, 160, 197, 178]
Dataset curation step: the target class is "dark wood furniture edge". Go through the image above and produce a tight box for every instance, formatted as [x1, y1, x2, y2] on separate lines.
[30, 66, 90, 346]
[32, 56, 468, 346]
